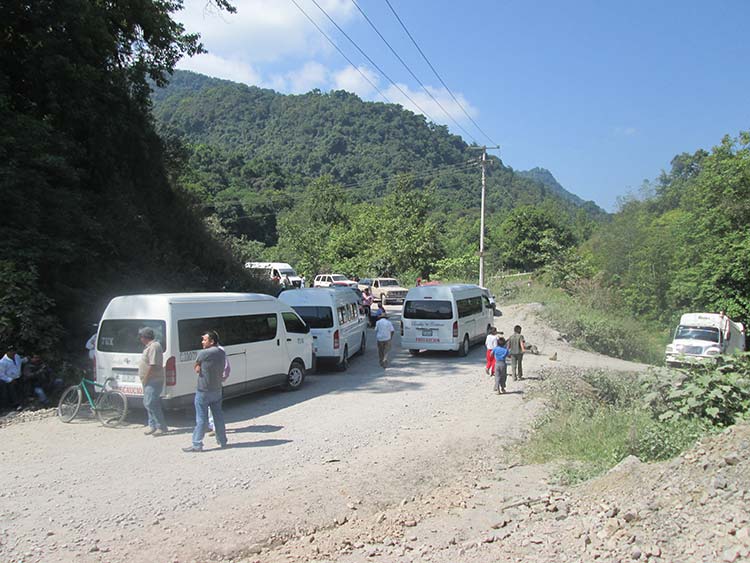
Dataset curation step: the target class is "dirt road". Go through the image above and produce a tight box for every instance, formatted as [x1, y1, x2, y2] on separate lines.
[0, 304, 646, 563]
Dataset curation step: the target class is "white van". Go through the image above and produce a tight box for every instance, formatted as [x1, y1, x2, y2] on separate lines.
[400, 284, 495, 356]
[665, 312, 746, 367]
[95, 293, 313, 408]
[245, 262, 304, 288]
[278, 288, 366, 370]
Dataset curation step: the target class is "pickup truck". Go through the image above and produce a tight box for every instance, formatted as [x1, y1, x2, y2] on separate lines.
[361, 277, 408, 305]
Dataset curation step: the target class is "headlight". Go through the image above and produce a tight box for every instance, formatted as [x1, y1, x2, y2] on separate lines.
[705, 348, 721, 356]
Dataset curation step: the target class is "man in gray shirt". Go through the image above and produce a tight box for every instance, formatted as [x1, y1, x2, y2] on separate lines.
[183, 331, 228, 452]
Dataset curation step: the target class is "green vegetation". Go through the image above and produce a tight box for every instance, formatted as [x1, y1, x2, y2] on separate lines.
[524, 355, 750, 484]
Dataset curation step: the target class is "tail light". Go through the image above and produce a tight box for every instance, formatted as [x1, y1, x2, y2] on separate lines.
[165, 356, 176, 386]
[452, 321, 458, 338]
[333, 330, 340, 349]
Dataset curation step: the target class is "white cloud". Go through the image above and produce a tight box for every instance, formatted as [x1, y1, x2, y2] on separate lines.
[177, 52, 261, 85]
[383, 83, 478, 126]
[331, 65, 379, 98]
[285, 61, 330, 94]
[177, 0, 357, 64]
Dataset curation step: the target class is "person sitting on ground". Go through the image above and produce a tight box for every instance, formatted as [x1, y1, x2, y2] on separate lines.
[22, 354, 59, 407]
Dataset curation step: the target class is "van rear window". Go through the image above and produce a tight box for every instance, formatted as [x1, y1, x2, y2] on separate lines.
[291, 306, 334, 328]
[98, 320, 166, 353]
[404, 300, 453, 320]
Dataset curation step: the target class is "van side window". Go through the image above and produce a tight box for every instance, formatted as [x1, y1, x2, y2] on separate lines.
[482, 295, 491, 309]
[282, 312, 309, 334]
[178, 313, 278, 352]
[338, 306, 346, 324]
[457, 296, 482, 318]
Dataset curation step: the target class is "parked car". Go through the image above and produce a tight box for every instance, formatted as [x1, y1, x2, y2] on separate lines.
[279, 288, 366, 370]
[95, 293, 313, 408]
[369, 277, 408, 305]
[313, 274, 358, 288]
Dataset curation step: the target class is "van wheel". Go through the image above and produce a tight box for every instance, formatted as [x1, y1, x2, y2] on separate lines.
[409, 349, 420, 356]
[458, 335, 470, 357]
[338, 345, 350, 371]
[359, 334, 366, 355]
[283, 361, 305, 390]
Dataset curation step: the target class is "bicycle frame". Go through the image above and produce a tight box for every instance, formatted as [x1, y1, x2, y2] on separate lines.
[79, 377, 109, 410]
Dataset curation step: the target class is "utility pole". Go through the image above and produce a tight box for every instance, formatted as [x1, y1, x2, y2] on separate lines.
[471, 146, 500, 287]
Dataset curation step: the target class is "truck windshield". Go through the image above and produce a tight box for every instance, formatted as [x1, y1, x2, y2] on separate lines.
[404, 300, 453, 320]
[290, 306, 334, 329]
[675, 326, 720, 343]
[98, 320, 167, 353]
[380, 279, 399, 287]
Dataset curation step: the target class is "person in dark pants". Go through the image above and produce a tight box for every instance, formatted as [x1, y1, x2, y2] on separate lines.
[492, 337, 510, 394]
[183, 331, 227, 452]
[506, 325, 526, 381]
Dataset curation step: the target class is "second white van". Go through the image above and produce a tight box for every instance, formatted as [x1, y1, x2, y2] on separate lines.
[279, 288, 366, 370]
[95, 293, 313, 408]
[400, 284, 495, 356]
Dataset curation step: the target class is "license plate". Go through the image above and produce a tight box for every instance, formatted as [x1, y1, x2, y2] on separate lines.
[114, 372, 138, 383]
[421, 329, 434, 336]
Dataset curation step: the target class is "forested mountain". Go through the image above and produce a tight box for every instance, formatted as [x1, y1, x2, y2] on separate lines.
[517, 167, 587, 207]
[0, 1, 254, 355]
[150, 70, 605, 277]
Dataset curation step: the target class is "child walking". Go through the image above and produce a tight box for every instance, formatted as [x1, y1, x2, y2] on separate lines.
[492, 337, 510, 394]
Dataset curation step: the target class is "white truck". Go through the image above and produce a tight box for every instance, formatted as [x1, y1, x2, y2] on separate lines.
[245, 262, 304, 288]
[665, 312, 746, 367]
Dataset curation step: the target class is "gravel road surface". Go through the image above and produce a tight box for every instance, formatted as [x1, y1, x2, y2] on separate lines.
[0, 304, 646, 563]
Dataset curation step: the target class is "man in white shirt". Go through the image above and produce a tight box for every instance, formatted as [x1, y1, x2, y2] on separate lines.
[375, 313, 395, 368]
[0, 345, 26, 408]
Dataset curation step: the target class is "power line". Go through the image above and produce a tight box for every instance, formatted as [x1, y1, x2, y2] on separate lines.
[307, 0, 437, 124]
[289, 0, 391, 103]
[349, 0, 478, 145]
[383, 0, 499, 148]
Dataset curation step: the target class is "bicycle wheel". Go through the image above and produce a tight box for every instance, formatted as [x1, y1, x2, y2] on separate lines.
[96, 390, 128, 427]
[57, 386, 82, 423]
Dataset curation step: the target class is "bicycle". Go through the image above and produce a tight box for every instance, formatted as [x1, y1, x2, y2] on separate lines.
[57, 376, 128, 426]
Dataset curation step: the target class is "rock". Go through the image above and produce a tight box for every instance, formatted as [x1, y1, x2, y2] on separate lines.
[630, 546, 642, 559]
[724, 453, 741, 466]
[246, 544, 263, 555]
[623, 511, 638, 523]
[404, 520, 417, 527]
[722, 546, 741, 562]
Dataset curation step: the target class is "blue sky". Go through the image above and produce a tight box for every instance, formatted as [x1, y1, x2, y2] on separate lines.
[176, 0, 750, 211]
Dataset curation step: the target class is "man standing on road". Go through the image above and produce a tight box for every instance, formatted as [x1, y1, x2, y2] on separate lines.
[375, 313, 395, 368]
[138, 327, 168, 436]
[183, 331, 227, 452]
[507, 325, 526, 381]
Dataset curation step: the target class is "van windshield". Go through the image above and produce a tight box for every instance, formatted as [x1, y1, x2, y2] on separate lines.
[404, 300, 453, 320]
[675, 325, 720, 343]
[279, 269, 297, 276]
[291, 306, 334, 329]
[98, 320, 167, 353]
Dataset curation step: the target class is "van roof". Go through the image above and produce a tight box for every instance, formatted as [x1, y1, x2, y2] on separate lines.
[405, 284, 482, 299]
[108, 293, 277, 305]
[278, 288, 356, 306]
[245, 262, 294, 270]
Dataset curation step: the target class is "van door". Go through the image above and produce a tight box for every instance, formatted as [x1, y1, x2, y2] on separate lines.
[281, 312, 312, 369]
[245, 313, 287, 383]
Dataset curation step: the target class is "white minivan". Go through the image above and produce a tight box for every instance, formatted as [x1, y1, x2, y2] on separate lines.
[95, 293, 313, 408]
[245, 262, 304, 288]
[400, 284, 495, 356]
[279, 288, 366, 370]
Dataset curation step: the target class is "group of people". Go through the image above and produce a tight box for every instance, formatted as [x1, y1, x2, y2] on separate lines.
[0, 345, 62, 410]
[137, 326, 230, 453]
[484, 325, 526, 394]
[361, 288, 386, 327]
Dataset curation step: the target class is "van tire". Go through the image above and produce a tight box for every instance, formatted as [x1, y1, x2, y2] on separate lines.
[338, 345, 350, 371]
[458, 334, 470, 357]
[359, 334, 366, 356]
[283, 361, 305, 391]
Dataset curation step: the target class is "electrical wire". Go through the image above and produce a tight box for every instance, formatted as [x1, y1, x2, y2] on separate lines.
[383, 0, 499, 148]
[349, 0, 478, 145]
[306, 0, 437, 123]
[289, 0, 391, 103]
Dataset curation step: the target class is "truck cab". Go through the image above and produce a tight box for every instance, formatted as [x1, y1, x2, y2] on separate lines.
[665, 312, 746, 367]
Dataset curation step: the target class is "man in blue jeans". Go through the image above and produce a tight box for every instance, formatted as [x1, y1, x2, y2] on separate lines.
[183, 331, 228, 452]
[138, 327, 168, 435]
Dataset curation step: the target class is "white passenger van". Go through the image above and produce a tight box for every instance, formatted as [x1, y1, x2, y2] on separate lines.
[245, 262, 304, 288]
[278, 288, 366, 370]
[95, 293, 313, 408]
[665, 312, 746, 367]
[400, 284, 495, 356]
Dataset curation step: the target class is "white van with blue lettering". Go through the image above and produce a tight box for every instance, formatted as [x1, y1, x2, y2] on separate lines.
[95, 293, 313, 408]
[400, 284, 495, 356]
